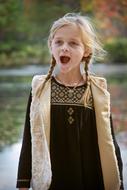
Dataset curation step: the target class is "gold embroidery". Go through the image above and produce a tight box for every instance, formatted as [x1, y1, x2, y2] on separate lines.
[87, 95, 94, 109]
[67, 107, 74, 115]
[67, 107, 74, 125]
[68, 116, 74, 124]
[51, 76, 94, 125]
[51, 77, 87, 106]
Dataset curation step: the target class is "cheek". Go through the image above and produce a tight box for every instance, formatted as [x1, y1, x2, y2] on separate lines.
[51, 43, 59, 53]
[51, 47, 59, 61]
[73, 48, 84, 57]
[51, 46, 56, 56]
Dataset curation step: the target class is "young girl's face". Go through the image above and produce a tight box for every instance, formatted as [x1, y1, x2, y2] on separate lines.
[51, 24, 87, 74]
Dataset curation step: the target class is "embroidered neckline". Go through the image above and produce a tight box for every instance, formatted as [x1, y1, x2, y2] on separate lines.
[51, 76, 87, 106]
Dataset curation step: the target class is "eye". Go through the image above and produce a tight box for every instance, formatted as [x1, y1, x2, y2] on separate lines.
[55, 40, 63, 45]
[69, 41, 78, 46]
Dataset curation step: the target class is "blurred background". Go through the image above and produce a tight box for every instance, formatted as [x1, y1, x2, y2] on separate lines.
[0, 0, 127, 189]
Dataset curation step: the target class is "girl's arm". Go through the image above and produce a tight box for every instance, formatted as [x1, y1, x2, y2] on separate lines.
[16, 90, 32, 189]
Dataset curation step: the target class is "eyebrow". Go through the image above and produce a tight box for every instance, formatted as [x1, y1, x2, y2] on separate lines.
[54, 37, 81, 42]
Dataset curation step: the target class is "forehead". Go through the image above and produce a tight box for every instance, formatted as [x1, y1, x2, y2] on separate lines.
[53, 24, 81, 39]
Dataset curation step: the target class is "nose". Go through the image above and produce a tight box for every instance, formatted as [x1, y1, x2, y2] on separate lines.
[61, 43, 69, 52]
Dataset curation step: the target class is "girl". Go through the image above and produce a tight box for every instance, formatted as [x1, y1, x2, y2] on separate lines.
[16, 13, 124, 190]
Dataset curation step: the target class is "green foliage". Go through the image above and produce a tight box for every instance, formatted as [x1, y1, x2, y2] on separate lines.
[1, 1, 126, 67]
[104, 38, 127, 63]
[0, 43, 50, 67]
[0, 0, 20, 31]
[0, 1, 73, 67]
[23, 1, 73, 40]
[0, 40, 19, 53]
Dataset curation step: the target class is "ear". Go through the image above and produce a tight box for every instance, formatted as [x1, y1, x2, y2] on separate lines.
[84, 47, 91, 57]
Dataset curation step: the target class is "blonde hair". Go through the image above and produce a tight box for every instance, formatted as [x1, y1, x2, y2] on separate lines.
[48, 13, 105, 59]
[36, 13, 106, 97]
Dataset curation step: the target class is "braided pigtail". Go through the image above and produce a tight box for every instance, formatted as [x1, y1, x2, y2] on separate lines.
[36, 56, 56, 98]
[81, 53, 92, 107]
[84, 53, 92, 86]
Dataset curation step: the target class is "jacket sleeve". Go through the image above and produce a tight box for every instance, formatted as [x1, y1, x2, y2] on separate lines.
[110, 115, 124, 190]
[16, 90, 32, 188]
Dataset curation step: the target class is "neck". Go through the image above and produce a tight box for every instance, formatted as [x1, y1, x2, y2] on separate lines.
[55, 71, 84, 86]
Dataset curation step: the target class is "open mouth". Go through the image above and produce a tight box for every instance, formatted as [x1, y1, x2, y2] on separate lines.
[60, 56, 70, 64]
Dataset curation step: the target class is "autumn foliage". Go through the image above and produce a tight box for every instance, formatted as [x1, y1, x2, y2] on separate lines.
[80, 0, 127, 39]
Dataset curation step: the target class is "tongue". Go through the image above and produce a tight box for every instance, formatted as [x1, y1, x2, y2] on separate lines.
[60, 56, 70, 64]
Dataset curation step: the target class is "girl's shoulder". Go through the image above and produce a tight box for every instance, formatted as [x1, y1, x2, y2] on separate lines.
[31, 75, 47, 89]
[89, 73, 107, 90]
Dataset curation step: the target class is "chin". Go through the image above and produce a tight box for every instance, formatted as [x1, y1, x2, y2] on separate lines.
[57, 63, 70, 73]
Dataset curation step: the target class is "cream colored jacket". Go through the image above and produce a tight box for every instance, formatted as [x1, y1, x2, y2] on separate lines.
[30, 74, 121, 190]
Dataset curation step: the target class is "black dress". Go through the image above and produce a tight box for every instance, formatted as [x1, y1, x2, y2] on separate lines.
[16, 76, 123, 190]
